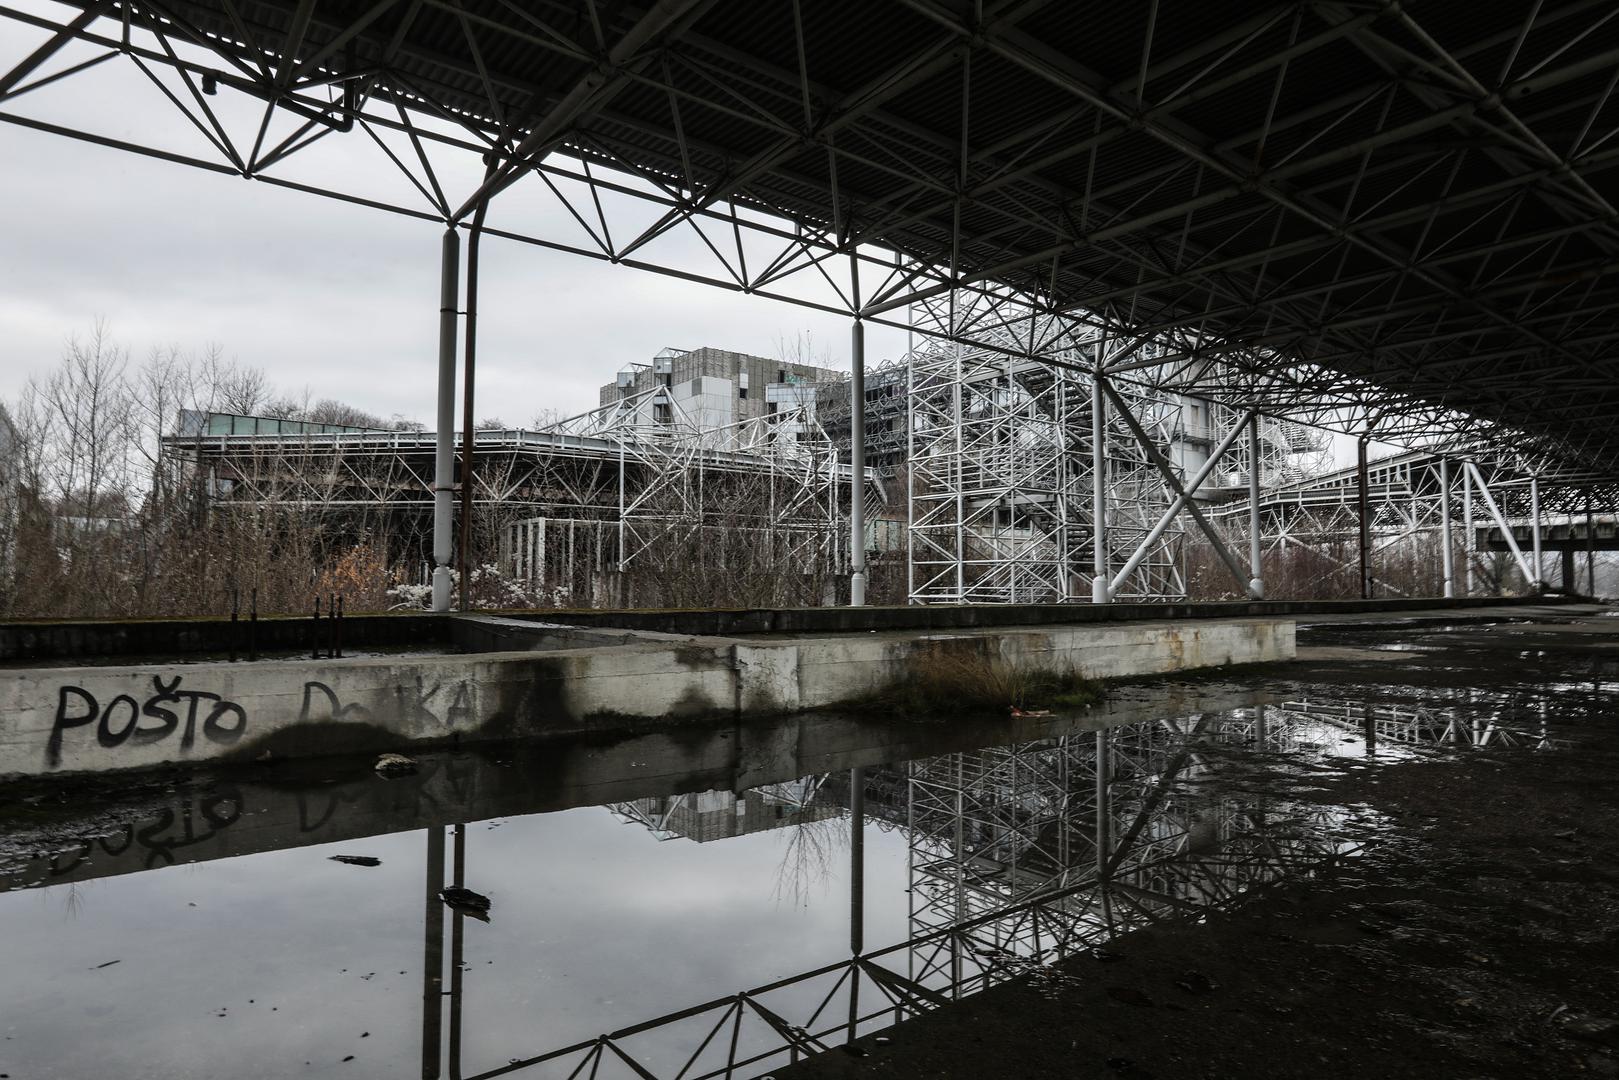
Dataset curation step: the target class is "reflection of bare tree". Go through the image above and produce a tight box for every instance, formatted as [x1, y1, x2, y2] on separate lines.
[59, 880, 85, 922]
[770, 812, 850, 909]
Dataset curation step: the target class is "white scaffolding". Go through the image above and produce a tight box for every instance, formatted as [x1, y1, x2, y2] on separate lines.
[903, 300, 1187, 604]
[166, 388, 872, 607]
[526, 384, 851, 575]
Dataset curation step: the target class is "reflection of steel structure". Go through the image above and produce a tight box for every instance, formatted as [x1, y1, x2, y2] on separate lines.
[1272, 698, 1565, 753]
[386, 680, 1577, 1077]
[608, 778, 837, 843]
[897, 709, 1347, 984]
[440, 710, 1362, 1080]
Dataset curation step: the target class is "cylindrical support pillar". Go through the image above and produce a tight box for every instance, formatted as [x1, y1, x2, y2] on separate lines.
[1094, 729, 1111, 876]
[1091, 375, 1109, 603]
[1463, 463, 1476, 596]
[1247, 414, 1263, 599]
[1530, 474, 1543, 590]
[849, 765, 865, 954]
[616, 438, 626, 571]
[431, 228, 461, 613]
[849, 320, 867, 607]
[447, 822, 466, 1067]
[457, 197, 491, 612]
[420, 825, 446, 1078]
[1357, 436, 1371, 599]
[1439, 457, 1454, 598]
[1588, 504, 1598, 595]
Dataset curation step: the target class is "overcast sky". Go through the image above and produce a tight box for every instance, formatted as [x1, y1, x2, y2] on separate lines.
[0, 11, 909, 426]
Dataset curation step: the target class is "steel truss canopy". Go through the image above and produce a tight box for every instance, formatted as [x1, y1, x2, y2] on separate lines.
[7, 0, 1619, 477]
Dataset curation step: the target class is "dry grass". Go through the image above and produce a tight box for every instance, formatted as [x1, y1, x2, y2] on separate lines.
[846, 643, 1105, 718]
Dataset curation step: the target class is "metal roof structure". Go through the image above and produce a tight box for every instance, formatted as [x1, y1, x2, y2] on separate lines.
[5, 0, 1619, 481]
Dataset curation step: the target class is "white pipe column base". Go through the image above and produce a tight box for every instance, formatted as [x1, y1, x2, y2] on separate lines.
[1092, 576, 1109, 603]
[432, 567, 454, 611]
[1247, 578, 1264, 599]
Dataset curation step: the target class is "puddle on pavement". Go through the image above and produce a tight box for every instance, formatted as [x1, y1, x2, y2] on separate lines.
[0, 664, 1605, 1080]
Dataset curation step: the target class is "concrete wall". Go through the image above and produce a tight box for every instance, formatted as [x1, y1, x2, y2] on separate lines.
[518, 594, 1564, 637]
[0, 595, 1560, 663]
[0, 617, 1291, 779]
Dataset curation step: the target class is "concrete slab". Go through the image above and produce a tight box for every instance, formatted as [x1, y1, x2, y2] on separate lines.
[0, 615, 1293, 779]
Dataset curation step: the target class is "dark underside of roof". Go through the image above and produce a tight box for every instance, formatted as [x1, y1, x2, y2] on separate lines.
[81, 0, 1619, 472]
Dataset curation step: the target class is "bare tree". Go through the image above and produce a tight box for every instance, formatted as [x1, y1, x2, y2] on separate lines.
[38, 321, 134, 520]
[210, 356, 269, 415]
[306, 397, 387, 428]
[0, 323, 427, 619]
[261, 390, 311, 420]
[774, 329, 834, 370]
[129, 345, 197, 504]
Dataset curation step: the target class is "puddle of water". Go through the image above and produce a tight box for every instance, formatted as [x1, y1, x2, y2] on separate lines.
[0, 665, 1603, 1080]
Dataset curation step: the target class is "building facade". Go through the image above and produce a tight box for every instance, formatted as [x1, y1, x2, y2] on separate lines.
[599, 346, 845, 429]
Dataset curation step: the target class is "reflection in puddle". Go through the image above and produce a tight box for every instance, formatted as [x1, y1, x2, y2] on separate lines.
[1272, 698, 1565, 755]
[0, 676, 1592, 1080]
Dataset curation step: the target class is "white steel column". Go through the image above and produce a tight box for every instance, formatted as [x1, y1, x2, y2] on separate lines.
[431, 228, 461, 612]
[850, 319, 867, 606]
[1588, 505, 1598, 596]
[1091, 374, 1108, 603]
[1246, 414, 1263, 599]
[905, 341, 916, 604]
[1462, 462, 1475, 596]
[1439, 457, 1454, 598]
[1465, 462, 1533, 589]
[616, 437, 626, 571]
[952, 341, 965, 600]
[1529, 474, 1543, 591]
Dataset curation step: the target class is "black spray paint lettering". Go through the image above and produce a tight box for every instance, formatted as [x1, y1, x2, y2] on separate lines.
[298, 681, 373, 724]
[47, 677, 247, 766]
[306, 677, 474, 729]
[43, 788, 245, 877]
[393, 675, 475, 728]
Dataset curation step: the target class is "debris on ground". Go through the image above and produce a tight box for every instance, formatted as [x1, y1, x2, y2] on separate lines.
[329, 855, 382, 867]
[373, 753, 417, 777]
[440, 886, 493, 921]
[1173, 970, 1217, 995]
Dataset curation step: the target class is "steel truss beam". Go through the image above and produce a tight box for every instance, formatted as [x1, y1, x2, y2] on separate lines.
[5, 0, 1619, 481]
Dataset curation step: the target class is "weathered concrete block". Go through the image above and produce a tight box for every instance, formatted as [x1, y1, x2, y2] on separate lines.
[0, 617, 1293, 779]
